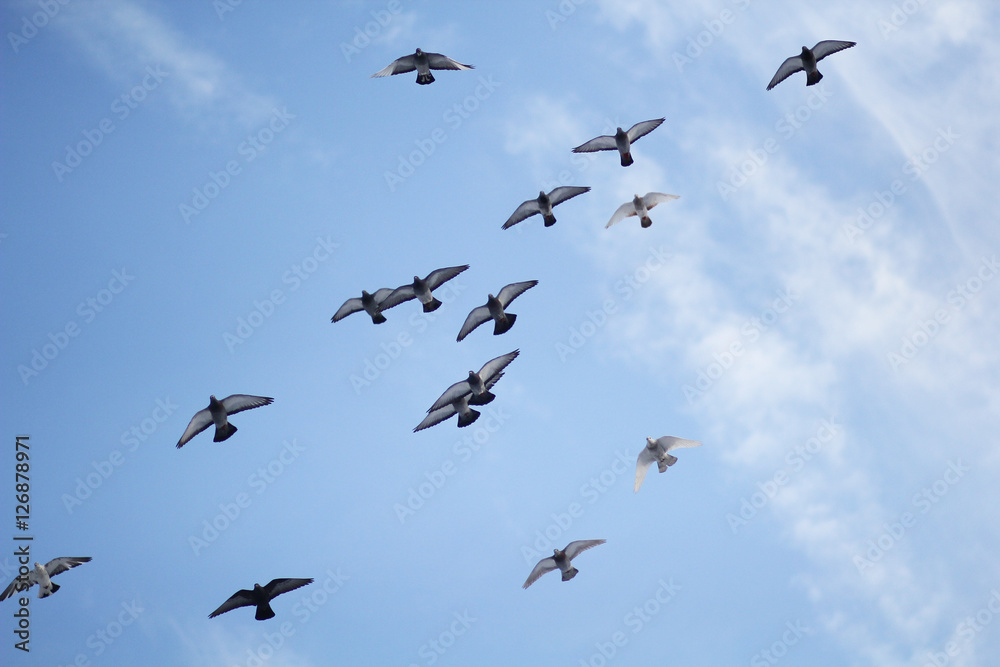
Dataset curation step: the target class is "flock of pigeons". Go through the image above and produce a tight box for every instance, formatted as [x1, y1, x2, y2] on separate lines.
[2, 36, 857, 617]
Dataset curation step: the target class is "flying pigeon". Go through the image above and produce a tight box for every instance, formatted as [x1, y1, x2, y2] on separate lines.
[175, 394, 274, 448]
[572, 118, 665, 167]
[634, 436, 702, 493]
[522, 540, 606, 589]
[1, 557, 91, 601]
[380, 265, 469, 313]
[766, 40, 856, 90]
[209, 578, 313, 620]
[427, 350, 519, 412]
[414, 392, 488, 431]
[371, 49, 474, 85]
[457, 280, 538, 342]
[606, 192, 679, 229]
[332, 288, 394, 324]
[502, 187, 591, 229]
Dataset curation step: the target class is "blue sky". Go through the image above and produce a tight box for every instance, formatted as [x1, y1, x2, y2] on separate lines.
[1, 0, 999, 665]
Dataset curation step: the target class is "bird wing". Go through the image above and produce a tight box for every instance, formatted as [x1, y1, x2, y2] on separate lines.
[547, 186, 591, 206]
[626, 118, 665, 142]
[372, 288, 395, 304]
[812, 40, 856, 62]
[425, 52, 474, 71]
[496, 280, 538, 307]
[427, 380, 473, 413]
[221, 394, 274, 416]
[766, 55, 804, 90]
[424, 265, 469, 290]
[457, 306, 491, 342]
[44, 556, 91, 577]
[478, 349, 520, 381]
[0, 571, 36, 601]
[208, 589, 256, 618]
[522, 557, 558, 589]
[263, 578, 314, 600]
[371, 54, 416, 77]
[655, 436, 703, 452]
[414, 404, 458, 432]
[642, 192, 680, 209]
[380, 285, 416, 311]
[635, 448, 657, 493]
[564, 539, 606, 560]
[571, 135, 617, 153]
[606, 201, 638, 228]
[176, 408, 213, 448]
[332, 298, 363, 322]
[502, 199, 541, 229]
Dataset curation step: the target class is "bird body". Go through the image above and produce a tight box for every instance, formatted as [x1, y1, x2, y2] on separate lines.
[634, 436, 702, 492]
[766, 40, 856, 90]
[572, 118, 665, 167]
[371, 49, 473, 85]
[0, 557, 91, 601]
[176, 394, 274, 448]
[522, 540, 605, 588]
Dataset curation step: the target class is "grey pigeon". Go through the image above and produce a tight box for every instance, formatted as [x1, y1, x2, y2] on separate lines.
[606, 192, 679, 229]
[572, 118, 664, 167]
[427, 350, 519, 412]
[457, 280, 538, 341]
[523, 540, 606, 589]
[414, 393, 486, 431]
[381, 265, 469, 313]
[634, 436, 702, 492]
[371, 48, 473, 85]
[502, 187, 591, 229]
[332, 288, 394, 324]
[1, 557, 91, 601]
[176, 394, 274, 448]
[766, 40, 856, 90]
[209, 578, 313, 620]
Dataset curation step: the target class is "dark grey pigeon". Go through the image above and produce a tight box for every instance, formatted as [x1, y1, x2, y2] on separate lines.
[457, 281, 538, 341]
[381, 265, 469, 313]
[332, 288, 394, 324]
[0, 557, 91, 601]
[572, 118, 664, 167]
[502, 187, 590, 229]
[767, 40, 856, 90]
[523, 540, 605, 589]
[371, 49, 473, 85]
[176, 394, 273, 448]
[413, 391, 488, 431]
[209, 578, 313, 620]
[426, 350, 519, 412]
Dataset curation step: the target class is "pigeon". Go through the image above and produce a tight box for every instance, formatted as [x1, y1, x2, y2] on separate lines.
[502, 187, 591, 229]
[1, 557, 91, 601]
[332, 288, 395, 324]
[606, 193, 679, 229]
[175, 394, 274, 448]
[209, 578, 313, 620]
[371, 49, 474, 85]
[414, 392, 488, 431]
[427, 350, 519, 412]
[523, 540, 606, 589]
[634, 436, 702, 493]
[457, 281, 538, 342]
[766, 41, 856, 90]
[572, 118, 665, 167]
[380, 265, 469, 314]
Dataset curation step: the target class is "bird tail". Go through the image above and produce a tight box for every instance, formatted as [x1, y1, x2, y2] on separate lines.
[40, 583, 59, 598]
[807, 70, 822, 86]
[657, 454, 678, 473]
[543, 213, 557, 227]
[417, 72, 435, 85]
[214, 423, 237, 442]
[562, 567, 579, 581]
[371, 312, 387, 324]
[255, 602, 276, 621]
[423, 297, 442, 312]
[457, 409, 481, 428]
[620, 152, 634, 167]
[493, 313, 516, 335]
[468, 391, 495, 406]
[640, 216, 653, 228]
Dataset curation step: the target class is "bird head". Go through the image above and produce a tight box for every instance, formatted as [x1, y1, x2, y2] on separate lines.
[646, 437, 658, 449]
[415, 48, 424, 56]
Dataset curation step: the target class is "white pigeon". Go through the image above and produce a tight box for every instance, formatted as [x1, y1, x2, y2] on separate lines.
[634, 436, 702, 493]
[766, 40, 856, 90]
[607, 192, 679, 229]
[332, 288, 395, 324]
[176, 394, 274, 448]
[502, 187, 591, 229]
[414, 393, 486, 431]
[572, 118, 665, 167]
[427, 350, 519, 412]
[0, 557, 91, 601]
[380, 265, 469, 313]
[371, 48, 474, 85]
[523, 540, 606, 589]
[457, 280, 538, 342]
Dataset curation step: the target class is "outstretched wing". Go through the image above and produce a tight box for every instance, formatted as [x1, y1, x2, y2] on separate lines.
[564, 539, 606, 560]
[812, 40, 856, 62]
[263, 578, 313, 600]
[424, 265, 469, 290]
[44, 556, 91, 578]
[766, 55, 804, 90]
[457, 306, 491, 342]
[176, 408, 213, 448]
[496, 280, 538, 307]
[626, 118, 665, 142]
[642, 192, 679, 210]
[371, 54, 416, 77]
[635, 448, 657, 493]
[572, 134, 616, 153]
[209, 589, 255, 618]
[502, 199, 541, 229]
[478, 349, 519, 382]
[414, 405, 457, 432]
[332, 298, 363, 322]
[547, 186, 591, 206]
[380, 285, 417, 311]
[220, 394, 274, 416]
[606, 201, 637, 228]
[522, 557, 557, 589]
[427, 380, 473, 413]
[655, 436, 703, 453]
[425, 52, 474, 71]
